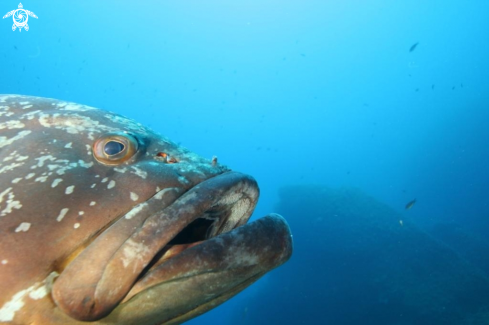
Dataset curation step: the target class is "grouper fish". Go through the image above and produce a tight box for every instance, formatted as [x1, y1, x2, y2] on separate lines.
[0, 95, 293, 324]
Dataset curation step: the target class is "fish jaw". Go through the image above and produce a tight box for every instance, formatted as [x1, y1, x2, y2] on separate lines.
[52, 171, 292, 323]
[112, 213, 293, 325]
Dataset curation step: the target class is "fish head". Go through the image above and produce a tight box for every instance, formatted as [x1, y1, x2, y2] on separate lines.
[0, 95, 293, 324]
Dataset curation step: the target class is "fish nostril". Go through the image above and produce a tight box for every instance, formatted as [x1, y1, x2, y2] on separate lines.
[156, 152, 178, 164]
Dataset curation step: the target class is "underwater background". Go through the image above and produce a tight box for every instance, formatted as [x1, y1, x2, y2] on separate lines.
[1, 1, 488, 324]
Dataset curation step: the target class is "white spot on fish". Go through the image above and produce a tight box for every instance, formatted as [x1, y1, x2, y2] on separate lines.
[1, 260, 7, 265]
[0, 120, 25, 130]
[28, 287, 46, 300]
[51, 178, 63, 188]
[107, 180, 116, 189]
[0, 188, 10, 203]
[35, 175, 48, 183]
[0, 162, 24, 175]
[91, 183, 96, 188]
[114, 167, 127, 173]
[78, 160, 93, 168]
[0, 188, 22, 217]
[25, 173, 35, 179]
[74, 223, 80, 229]
[125, 202, 148, 220]
[65, 185, 74, 195]
[154, 187, 177, 200]
[64, 142, 72, 148]
[78, 211, 84, 216]
[130, 166, 147, 179]
[0, 271, 58, 321]
[0, 288, 28, 321]
[11, 178, 22, 184]
[121, 239, 151, 269]
[39, 113, 107, 135]
[15, 222, 31, 233]
[178, 176, 190, 185]
[43, 159, 91, 176]
[34, 155, 56, 168]
[64, 103, 88, 111]
[56, 208, 69, 222]
[20, 109, 41, 120]
[130, 192, 139, 201]
[90, 201, 96, 206]
[101, 177, 108, 183]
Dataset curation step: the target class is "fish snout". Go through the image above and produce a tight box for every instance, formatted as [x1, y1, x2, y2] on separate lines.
[52, 171, 270, 321]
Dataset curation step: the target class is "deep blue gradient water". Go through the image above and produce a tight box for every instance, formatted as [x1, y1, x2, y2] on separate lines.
[1, 1, 488, 324]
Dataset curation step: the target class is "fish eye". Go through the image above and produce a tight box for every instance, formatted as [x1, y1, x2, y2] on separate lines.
[104, 141, 125, 156]
[93, 133, 138, 165]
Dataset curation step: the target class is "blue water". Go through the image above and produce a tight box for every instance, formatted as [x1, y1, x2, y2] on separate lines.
[1, 1, 488, 324]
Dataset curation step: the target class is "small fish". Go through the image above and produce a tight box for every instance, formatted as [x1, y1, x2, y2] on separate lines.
[405, 199, 416, 210]
[409, 42, 419, 52]
[399, 220, 404, 226]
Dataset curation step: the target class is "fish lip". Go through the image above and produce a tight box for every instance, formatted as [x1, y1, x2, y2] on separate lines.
[52, 171, 261, 321]
[132, 170, 262, 275]
[117, 213, 293, 324]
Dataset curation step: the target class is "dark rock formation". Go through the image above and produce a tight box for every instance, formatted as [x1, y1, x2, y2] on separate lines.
[430, 222, 489, 277]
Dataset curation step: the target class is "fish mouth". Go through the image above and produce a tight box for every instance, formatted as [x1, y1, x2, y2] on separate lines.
[52, 171, 293, 323]
[117, 213, 292, 325]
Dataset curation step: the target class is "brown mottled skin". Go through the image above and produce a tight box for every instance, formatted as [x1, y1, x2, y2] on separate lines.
[0, 95, 292, 324]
